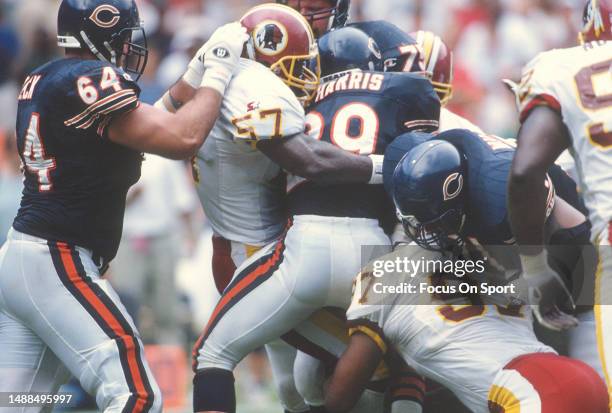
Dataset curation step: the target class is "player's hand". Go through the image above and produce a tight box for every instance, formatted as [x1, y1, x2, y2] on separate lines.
[183, 22, 249, 94]
[520, 251, 578, 331]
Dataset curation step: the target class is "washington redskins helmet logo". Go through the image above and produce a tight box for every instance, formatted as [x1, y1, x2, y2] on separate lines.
[443, 172, 464, 201]
[89, 5, 121, 29]
[254, 21, 288, 56]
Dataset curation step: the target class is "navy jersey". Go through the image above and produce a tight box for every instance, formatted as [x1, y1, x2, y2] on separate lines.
[439, 129, 517, 244]
[13, 58, 142, 263]
[384, 129, 572, 245]
[288, 70, 440, 226]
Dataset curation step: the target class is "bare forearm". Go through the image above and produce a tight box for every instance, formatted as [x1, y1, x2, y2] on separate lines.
[306, 141, 373, 184]
[110, 86, 222, 160]
[325, 333, 382, 413]
[508, 171, 547, 254]
[157, 78, 198, 113]
[169, 87, 222, 153]
[259, 135, 375, 185]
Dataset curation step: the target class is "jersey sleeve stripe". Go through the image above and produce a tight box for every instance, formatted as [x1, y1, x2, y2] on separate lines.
[347, 319, 389, 354]
[404, 119, 440, 131]
[65, 89, 136, 126]
[96, 100, 140, 138]
[74, 95, 139, 131]
[519, 93, 561, 123]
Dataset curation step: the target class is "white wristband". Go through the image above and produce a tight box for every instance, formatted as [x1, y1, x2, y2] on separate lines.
[368, 154, 384, 185]
[519, 250, 549, 281]
[183, 66, 203, 89]
[200, 67, 231, 96]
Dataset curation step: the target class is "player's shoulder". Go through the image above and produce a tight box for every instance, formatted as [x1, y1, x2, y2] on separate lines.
[224, 59, 305, 142]
[383, 71, 438, 102]
[525, 42, 611, 81]
[348, 20, 412, 50]
[439, 109, 484, 134]
[43, 58, 138, 92]
[229, 59, 303, 115]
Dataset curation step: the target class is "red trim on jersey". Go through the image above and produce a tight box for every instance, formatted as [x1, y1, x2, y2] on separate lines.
[519, 94, 562, 123]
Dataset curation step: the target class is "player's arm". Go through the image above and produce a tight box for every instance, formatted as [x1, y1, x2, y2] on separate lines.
[508, 106, 571, 251]
[108, 87, 221, 160]
[325, 332, 384, 413]
[258, 135, 380, 184]
[508, 106, 577, 331]
[108, 23, 248, 160]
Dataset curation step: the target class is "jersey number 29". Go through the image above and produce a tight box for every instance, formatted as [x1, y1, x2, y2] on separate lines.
[306, 102, 380, 155]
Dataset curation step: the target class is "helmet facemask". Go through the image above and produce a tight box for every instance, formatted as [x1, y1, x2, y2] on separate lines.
[108, 26, 148, 80]
[270, 49, 321, 106]
[397, 208, 466, 252]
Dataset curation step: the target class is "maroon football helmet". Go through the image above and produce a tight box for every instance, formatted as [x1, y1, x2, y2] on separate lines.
[579, 0, 612, 43]
[410, 30, 453, 107]
[241, 4, 321, 105]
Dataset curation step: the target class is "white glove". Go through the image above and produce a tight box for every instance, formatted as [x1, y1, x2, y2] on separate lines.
[520, 250, 578, 331]
[182, 22, 249, 95]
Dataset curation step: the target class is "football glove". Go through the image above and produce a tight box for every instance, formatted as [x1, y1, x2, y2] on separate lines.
[183, 22, 249, 95]
[520, 250, 578, 331]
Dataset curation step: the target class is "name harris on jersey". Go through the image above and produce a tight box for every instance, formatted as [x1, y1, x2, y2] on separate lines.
[314, 70, 385, 104]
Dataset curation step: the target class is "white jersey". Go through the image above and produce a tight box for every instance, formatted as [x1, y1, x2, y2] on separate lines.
[438, 108, 484, 134]
[195, 59, 305, 246]
[346, 245, 552, 412]
[516, 41, 612, 238]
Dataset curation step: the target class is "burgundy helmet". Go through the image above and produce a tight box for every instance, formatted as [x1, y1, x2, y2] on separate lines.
[410, 30, 453, 107]
[241, 4, 320, 105]
[579, 0, 612, 43]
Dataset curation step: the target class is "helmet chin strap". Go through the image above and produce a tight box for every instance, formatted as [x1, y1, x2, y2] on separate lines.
[246, 37, 256, 60]
[80, 30, 109, 63]
[103, 41, 118, 66]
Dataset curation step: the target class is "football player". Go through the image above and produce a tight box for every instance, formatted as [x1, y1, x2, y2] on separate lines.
[186, 5, 386, 413]
[278, 1, 484, 134]
[508, 0, 612, 406]
[277, 0, 350, 38]
[286, 26, 440, 412]
[189, 4, 374, 413]
[322, 128, 609, 413]
[0, 0, 248, 411]
[191, 20, 441, 413]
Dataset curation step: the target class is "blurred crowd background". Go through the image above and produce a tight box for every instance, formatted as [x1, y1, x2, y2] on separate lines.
[0, 0, 589, 411]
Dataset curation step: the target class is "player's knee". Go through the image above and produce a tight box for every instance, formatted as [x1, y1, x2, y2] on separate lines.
[193, 368, 236, 413]
[192, 341, 236, 373]
[490, 353, 609, 413]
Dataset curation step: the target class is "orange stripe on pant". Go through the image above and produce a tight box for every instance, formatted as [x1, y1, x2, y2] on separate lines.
[192, 237, 286, 370]
[57, 242, 150, 413]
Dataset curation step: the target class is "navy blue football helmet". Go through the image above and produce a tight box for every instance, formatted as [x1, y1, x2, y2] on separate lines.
[276, 0, 350, 32]
[318, 27, 382, 78]
[392, 140, 467, 251]
[57, 0, 148, 80]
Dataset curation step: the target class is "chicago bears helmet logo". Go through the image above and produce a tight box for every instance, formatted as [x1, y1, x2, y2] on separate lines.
[254, 21, 288, 56]
[443, 172, 464, 201]
[89, 5, 121, 29]
[368, 38, 382, 60]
